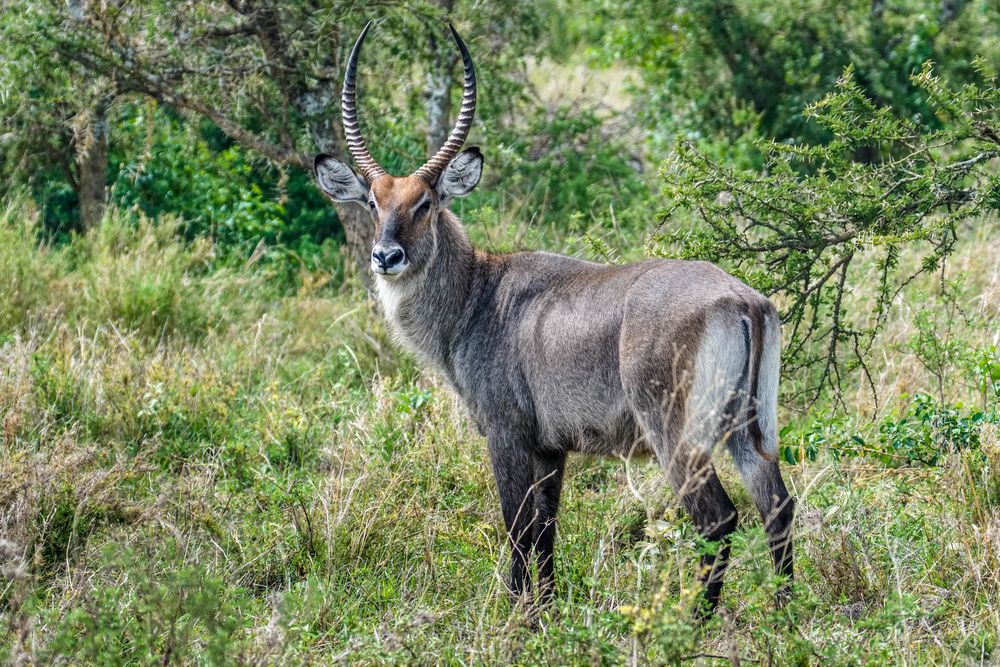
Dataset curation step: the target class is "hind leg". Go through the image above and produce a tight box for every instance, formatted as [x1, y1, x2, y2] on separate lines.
[622, 346, 740, 613]
[626, 384, 739, 615]
[630, 407, 740, 615]
[728, 435, 794, 602]
[661, 445, 740, 614]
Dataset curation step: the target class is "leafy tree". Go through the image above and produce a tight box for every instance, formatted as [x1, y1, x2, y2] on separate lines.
[0, 2, 117, 235]
[656, 62, 1000, 406]
[2, 1, 550, 264]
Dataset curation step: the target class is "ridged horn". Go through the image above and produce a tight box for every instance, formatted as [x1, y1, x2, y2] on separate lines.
[342, 20, 386, 182]
[413, 23, 477, 185]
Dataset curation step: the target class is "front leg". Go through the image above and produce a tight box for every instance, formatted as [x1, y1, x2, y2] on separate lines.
[532, 450, 565, 606]
[487, 430, 536, 601]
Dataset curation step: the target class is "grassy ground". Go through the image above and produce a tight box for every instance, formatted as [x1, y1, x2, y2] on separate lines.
[1, 198, 998, 665]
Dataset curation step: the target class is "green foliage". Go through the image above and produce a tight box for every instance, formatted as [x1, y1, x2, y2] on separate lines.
[509, 108, 649, 230]
[112, 105, 286, 243]
[0, 0, 91, 235]
[874, 393, 997, 465]
[463, 106, 652, 250]
[0, 0, 563, 251]
[38, 546, 242, 664]
[785, 393, 999, 466]
[656, 62, 1000, 404]
[594, 0, 1000, 157]
[106, 102, 356, 279]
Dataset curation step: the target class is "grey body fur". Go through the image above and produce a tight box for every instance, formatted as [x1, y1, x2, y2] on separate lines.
[377, 210, 794, 611]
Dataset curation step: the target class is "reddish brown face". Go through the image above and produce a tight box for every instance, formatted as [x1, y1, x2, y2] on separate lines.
[365, 175, 438, 279]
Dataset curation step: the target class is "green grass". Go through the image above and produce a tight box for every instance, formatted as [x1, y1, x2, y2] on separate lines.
[1, 198, 998, 665]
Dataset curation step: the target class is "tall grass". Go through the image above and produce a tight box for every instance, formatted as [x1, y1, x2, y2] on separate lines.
[1, 198, 998, 664]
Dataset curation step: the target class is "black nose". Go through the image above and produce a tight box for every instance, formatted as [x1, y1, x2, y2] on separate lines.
[372, 246, 405, 270]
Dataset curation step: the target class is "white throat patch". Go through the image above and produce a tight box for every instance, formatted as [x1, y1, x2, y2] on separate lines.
[373, 220, 441, 363]
[375, 275, 408, 323]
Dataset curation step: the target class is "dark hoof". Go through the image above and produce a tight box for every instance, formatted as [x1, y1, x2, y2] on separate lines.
[775, 582, 793, 608]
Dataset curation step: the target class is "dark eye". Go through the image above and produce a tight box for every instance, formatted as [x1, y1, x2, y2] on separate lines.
[414, 201, 430, 219]
[368, 200, 376, 210]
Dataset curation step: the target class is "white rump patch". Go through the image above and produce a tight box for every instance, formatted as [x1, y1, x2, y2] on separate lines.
[683, 315, 749, 451]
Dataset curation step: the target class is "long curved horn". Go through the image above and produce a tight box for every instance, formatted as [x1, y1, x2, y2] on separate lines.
[413, 23, 477, 184]
[342, 20, 386, 182]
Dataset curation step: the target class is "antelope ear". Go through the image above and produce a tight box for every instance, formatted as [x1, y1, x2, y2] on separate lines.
[437, 147, 483, 202]
[314, 154, 369, 203]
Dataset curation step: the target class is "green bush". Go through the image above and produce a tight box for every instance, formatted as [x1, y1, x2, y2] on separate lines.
[782, 393, 998, 466]
[110, 104, 334, 251]
[594, 0, 1000, 155]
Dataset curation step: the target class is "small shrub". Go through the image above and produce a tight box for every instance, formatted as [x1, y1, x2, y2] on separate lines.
[783, 393, 998, 466]
[38, 546, 243, 664]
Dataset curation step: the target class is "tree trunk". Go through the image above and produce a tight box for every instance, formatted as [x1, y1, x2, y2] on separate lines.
[75, 99, 110, 232]
[338, 204, 373, 278]
[425, 0, 456, 155]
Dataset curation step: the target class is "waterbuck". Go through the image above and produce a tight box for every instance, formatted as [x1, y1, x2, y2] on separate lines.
[314, 21, 794, 614]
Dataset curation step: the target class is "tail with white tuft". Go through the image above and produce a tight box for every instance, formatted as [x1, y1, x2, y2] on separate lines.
[748, 306, 781, 461]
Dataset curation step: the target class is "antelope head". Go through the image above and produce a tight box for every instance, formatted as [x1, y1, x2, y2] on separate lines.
[314, 21, 482, 281]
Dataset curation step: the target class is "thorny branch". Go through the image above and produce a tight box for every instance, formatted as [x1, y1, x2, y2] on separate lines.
[658, 66, 1000, 408]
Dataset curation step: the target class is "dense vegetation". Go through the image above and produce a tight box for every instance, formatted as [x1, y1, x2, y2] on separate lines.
[1, 1, 998, 664]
